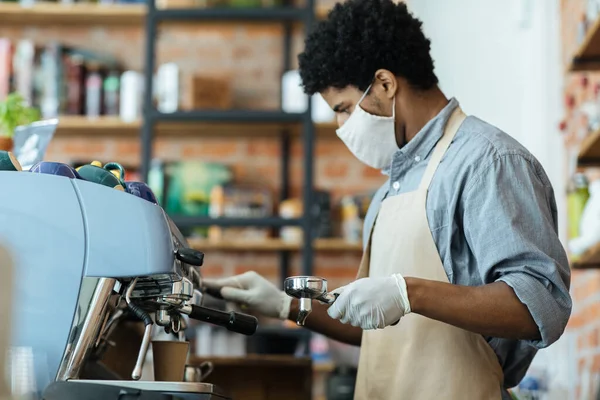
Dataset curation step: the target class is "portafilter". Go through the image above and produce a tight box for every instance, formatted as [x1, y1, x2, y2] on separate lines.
[284, 276, 339, 326]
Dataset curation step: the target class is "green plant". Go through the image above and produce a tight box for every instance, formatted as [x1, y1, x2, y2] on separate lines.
[0, 93, 41, 139]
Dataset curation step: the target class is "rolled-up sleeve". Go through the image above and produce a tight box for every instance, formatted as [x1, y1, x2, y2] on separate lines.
[461, 152, 572, 349]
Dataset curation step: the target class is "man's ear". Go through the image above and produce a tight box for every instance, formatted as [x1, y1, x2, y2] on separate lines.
[374, 69, 397, 100]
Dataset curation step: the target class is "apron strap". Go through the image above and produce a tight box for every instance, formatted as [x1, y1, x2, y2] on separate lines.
[357, 106, 467, 280]
[418, 107, 467, 191]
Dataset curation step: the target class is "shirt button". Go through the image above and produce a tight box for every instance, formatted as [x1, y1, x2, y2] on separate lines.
[392, 181, 400, 190]
[414, 156, 421, 162]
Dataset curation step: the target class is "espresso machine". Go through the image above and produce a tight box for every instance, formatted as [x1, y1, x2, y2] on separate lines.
[0, 160, 258, 399]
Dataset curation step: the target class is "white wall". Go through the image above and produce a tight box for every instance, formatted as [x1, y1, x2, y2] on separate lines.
[407, 0, 566, 241]
[405, 0, 573, 397]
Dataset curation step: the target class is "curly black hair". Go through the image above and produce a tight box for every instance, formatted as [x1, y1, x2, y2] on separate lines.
[298, 0, 438, 95]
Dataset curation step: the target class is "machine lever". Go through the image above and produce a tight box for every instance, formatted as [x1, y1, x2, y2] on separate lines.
[184, 305, 258, 336]
[175, 248, 204, 267]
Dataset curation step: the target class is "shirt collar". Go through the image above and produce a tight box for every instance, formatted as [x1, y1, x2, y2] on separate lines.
[382, 97, 460, 176]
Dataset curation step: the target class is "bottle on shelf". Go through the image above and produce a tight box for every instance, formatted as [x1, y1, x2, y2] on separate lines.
[119, 70, 144, 123]
[103, 70, 121, 117]
[85, 62, 103, 119]
[578, 13, 589, 46]
[340, 196, 361, 244]
[156, 63, 180, 114]
[567, 172, 590, 241]
[569, 173, 600, 257]
[65, 54, 86, 116]
[594, 83, 600, 130]
[13, 40, 35, 107]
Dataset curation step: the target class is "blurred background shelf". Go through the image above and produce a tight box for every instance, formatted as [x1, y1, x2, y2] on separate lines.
[152, 6, 308, 21]
[571, 242, 600, 269]
[174, 216, 302, 228]
[188, 237, 362, 252]
[571, 16, 600, 71]
[0, 2, 331, 25]
[150, 109, 306, 123]
[189, 354, 310, 367]
[0, 2, 146, 25]
[578, 129, 600, 166]
[55, 115, 338, 137]
[189, 354, 335, 372]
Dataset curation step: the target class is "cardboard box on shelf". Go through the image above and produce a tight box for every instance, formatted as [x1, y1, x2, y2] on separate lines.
[184, 75, 232, 110]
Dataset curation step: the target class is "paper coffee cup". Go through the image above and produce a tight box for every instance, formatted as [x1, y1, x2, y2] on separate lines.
[152, 341, 189, 382]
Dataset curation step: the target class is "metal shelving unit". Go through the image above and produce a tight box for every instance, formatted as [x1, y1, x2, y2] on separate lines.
[150, 109, 306, 123]
[141, 1, 317, 284]
[152, 6, 307, 21]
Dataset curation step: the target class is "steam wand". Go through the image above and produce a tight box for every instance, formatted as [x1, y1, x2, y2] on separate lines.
[125, 278, 153, 380]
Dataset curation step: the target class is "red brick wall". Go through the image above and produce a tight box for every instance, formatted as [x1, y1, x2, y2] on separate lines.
[561, 0, 600, 397]
[0, 3, 383, 289]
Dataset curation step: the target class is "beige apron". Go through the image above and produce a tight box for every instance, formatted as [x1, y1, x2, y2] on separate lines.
[354, 107, 504, 400]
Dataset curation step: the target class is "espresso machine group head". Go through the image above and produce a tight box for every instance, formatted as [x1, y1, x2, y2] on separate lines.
[0, 168, 258, 399]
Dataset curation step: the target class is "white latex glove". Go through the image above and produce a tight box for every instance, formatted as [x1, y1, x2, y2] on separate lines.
[327, 274, 411, 330]
[203, 271, 292, 320]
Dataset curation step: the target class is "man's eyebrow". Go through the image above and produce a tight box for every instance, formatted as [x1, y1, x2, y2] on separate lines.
[332, 103, 343, 112]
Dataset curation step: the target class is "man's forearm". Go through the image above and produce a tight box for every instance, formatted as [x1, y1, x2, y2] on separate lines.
[406, 277, 540, 340]
[288, 299, 362, 346]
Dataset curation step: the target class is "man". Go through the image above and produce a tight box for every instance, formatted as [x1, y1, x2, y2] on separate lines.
[204, 0, 572, 398]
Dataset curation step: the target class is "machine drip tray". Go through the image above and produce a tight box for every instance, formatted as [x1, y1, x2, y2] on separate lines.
[49, 380, 232, 399]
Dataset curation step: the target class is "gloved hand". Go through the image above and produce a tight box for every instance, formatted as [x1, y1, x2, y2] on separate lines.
[327, 274, 411, 330]
[203, 271, 292, 320]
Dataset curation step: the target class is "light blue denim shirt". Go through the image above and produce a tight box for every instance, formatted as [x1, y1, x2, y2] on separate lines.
[363, 98, 572, 390]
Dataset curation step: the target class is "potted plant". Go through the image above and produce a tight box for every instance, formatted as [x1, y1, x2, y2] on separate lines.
[0, 93, 41, 151]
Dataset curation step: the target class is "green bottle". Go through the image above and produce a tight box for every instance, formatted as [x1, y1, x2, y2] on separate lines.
[567, 173, 590, 240]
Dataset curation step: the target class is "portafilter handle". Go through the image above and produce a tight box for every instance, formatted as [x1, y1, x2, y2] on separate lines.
[283, 276, 339, 326]
[180, 304, 258, 336]
[316, 292, 339, 305]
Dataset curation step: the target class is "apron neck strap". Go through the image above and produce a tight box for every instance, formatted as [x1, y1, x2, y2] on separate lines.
[418, 107, 466, 191]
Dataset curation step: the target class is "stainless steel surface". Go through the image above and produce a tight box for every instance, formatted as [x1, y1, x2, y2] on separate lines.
[167, 278, 194, 301]
[126, 278, 153, 381]
[128, 273, 182, 299]
[184, 366, 202, 383]
[156, 309, 171, 326]
[191, 288, 203, 307]
[284, 276, 337, 326]
[72, 379, 230, 398]
[56, 278, 116, 381]
[101, 308, 124, 339]
[184, 361, 214, 383]
[190, 268, 202, 289]
[171, 316, 182, 333]
[284, 276, 329, 299]
[297, 298, 312, 326]
[177, 303, 193, 315]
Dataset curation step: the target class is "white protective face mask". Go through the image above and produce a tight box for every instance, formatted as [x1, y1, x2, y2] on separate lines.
[336, 84, 398, 170]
